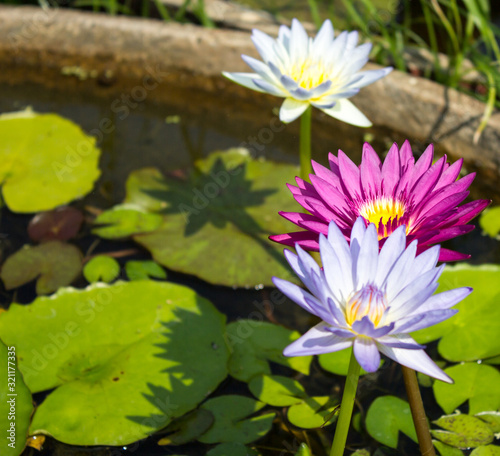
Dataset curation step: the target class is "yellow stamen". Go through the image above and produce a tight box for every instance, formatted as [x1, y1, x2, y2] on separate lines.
[359, 197, 406, 238]
[345, 286, 387, 327]
[289, 59, 330, 90]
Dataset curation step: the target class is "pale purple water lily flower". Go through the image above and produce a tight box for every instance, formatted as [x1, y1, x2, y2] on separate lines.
[270, 140, 490, 261]
[222, 18, 392, 125]
[273, 218, 472, 383]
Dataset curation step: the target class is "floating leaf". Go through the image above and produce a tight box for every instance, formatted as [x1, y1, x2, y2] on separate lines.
[479, 207, 500, 238]
[433, 440, 464, 456]
[28, 207, 84, 242]
[431, 414, 494, 449]
[0, 241, 82, 294]
[433, 363, 500, 415]
[198, 395, 275, 444]
[0, 281, 229, 445]
[287, 396, 339, 429]
[365, 396, 417, 448]
[413, 264, 500, 362]
[0, 339, 34, 456]
[125, 260, 167, 281]
[248, 375, 306, 406]
[206, 442, 260, 456]
[475, 412, 500, 432]
[225, 320, 311, 382]
[319, 346, 382, 376]
[83, 255, 120, 283]
[93, 205, 163, 239]
[471, 446, 500, 456]
[158, 409, 214, 446]
[94, 149, 300, 287]
[0, 109, 101, 213]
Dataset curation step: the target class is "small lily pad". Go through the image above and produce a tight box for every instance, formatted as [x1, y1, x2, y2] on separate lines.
[433, 363, 500, 415]
[125, 260, 167, 281]
[0, 339, 34, 456]
[365, 396, 417, 448]
[413, 264, 500, 362]
[471, 446, 500, 456]
[287, 396, 339, 429]
[0, 109, 101, 213]
[158, 409, 214, 446]
[479, 207, 500, 238]
[319, 346, 382, 376]
[28, 207, 84, 242]
[0, 241, 82, 294]
[431, 414, 494, 449]
[206, 442, 260, 456]
[248, 375, 306, 406]
[0, 281, 229, 445]
[225, 320, 312, 382]
[433, 440, 464, 456]
[93, 149, 300, 288]
[198, 395, 275, 444]
[83, 255, 120, 283]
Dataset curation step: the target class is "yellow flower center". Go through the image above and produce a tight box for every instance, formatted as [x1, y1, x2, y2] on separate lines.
[359, 198, 406, 238]
[345, 285, 387, 327]
[289, 59, 330, 90]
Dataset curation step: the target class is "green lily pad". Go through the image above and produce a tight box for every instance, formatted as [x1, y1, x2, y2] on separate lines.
[433, 363, 500, 415]
[125, 260, 167, 281]
[83, 255, 120, 283]
[296, 443, 313, 456]
[319, 346, 382, 376]
[471, 446, 500, 456]
[365, 396, 417, 448]
[0, 109, 101, 213]
[287, 396, 339, 429]
[93, 205, 163, 239]
[158, 409, 214, 445]
[0, 241, 82, 294]
[0, 339, 34, 456]
[0, 281, 229, 445]
[479, 207, 500, 238]
[431, 414, 494, 448]
[248, 375, 306, 406]
[475, 412, 500, 432]
[412, 264, 500, 362]
[198, 395, 275, 444]
[206, 442, 260, 456]
[225, 320, 312, 382]
[94, 149, 300, 287]
[433, 440, 464, 456]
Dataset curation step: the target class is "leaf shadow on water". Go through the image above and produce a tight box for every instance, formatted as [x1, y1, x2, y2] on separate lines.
[125, 303, 228, 437]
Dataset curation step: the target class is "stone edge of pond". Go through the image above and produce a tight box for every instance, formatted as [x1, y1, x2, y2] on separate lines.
[0, 5, 499, 180]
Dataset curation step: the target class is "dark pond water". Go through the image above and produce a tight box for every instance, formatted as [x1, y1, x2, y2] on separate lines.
[0, 80, 498, 456]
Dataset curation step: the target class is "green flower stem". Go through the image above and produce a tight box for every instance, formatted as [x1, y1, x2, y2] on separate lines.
[329, 349, 361, 456]
[299, 105, 312, 181]
[401, 366, 436, 456]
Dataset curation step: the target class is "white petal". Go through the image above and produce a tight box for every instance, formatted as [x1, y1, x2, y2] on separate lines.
[413, 287, 472, 314]
[279, 98, 309, 123]
[349, 67, 393, 89]
[385, 240, 418, 298]
[321, 99, 372, 127]
[241, 55, 281, 84]
[290, 18, 309, 64]
[222, 72, 266, 93]
[312, 19, 334, 57]
[319, 234, 347, 301]
[251, 29, 278, 63]
[283, 322, 353, 356]
[374, 225, 406, 287]
[354, 337, 380, 372]
[355, 223, 379, 288]
[327, 221, 353, 291]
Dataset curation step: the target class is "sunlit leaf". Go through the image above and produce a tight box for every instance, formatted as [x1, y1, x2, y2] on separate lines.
[83, 255, 120, 283]
[475, 412, 500, 433]
[248, 375, 306, 406]
[125, 260, 167, 281]
[0, 339, 33, 456]
[470, 446, 500, 456]
[479, 207, 500, 238]
[0, 241, 82, 294]
[432, 414, 494, 449]
[0, 281, 229, 445]
[287, 396, 339, 429]
[198, 395, 275, 444]
[433, 440, 464, 456]
[365, 396, 417, 448]
[433, 363, 500, 415]
[0, 109, 100, 213]
[225, 320, 311, 382]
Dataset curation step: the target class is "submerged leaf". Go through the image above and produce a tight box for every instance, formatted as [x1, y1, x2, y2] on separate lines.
[0, 281, 229, 445]
[83, 255, 120, 283]
[28, 207, 84, 242]
[0, 241, 82, 294]
[0, 109, 101, 213]
[198, 395, 275, 444]
[158, 409, 214, 446]
[206, 442, 260, 456]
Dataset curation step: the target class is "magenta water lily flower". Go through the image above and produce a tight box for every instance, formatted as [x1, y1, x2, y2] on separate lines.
[273, 218, 472, 382]
[222, 18, 392, 125]
[270, 140, 490, 261]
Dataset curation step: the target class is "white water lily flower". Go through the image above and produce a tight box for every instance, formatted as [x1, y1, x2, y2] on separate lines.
[223, 18, 392, 125]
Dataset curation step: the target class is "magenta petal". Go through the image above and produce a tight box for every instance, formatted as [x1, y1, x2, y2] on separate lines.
[399, 140, 415, 169]
[410, 156, 446, 202]
[435, 158, 463, 190]
[438, 248, 471, 262]
[338, 150, 362, 199]
[328, 152, 340, 175]
[453, 199, 491, 225]
[423, 225, 475, 245]
[310, 175, 351, 214]
[269, 231, 320, 250]
[409, 144, 434, 188]
[311, 160, 342, 190]
[381, 143, 401, 195]
[360, 142, 382, 198]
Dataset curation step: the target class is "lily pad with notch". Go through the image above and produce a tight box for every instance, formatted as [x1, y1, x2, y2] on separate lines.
[158, 408, 214, 446]
[248, 374, 306, 407]
[125, 260, 167, 281]
[83, 255, 120, 284]
[287, 395, 339, 429]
